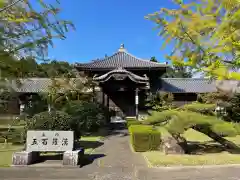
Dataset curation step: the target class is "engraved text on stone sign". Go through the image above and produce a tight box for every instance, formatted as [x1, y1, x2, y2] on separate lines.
[26, 131, 74, 152]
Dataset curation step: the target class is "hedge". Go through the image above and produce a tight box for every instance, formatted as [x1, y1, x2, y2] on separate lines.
[126, 119, 141, 128]
[129, 125, 161, 152]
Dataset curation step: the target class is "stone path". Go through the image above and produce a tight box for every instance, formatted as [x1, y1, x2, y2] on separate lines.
[1, 128, 240, 179]
[92, 129, 146, 169]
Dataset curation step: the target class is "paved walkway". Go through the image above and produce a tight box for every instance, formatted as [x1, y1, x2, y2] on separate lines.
[1, 128, 240, 179]
[92, 129, 146, 169]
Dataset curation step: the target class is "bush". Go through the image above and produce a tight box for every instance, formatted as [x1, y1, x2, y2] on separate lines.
[197, 92, 230, 104]
[182, 102, 216, 115]
[129, 125, 161, 152]
[26, 111, 72, 131]
[63, 101, 108, 135]
[0, 128, 25, 144]
[126, 119, 141, 128]
[146, 91, 175, 112]
[226, 93, 240, 122]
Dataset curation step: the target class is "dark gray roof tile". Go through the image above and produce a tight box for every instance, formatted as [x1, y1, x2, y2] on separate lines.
[2, 78, 240, 94]
[75, 51, 167, 69]
[5, 78, 92, 93]
[161, 78, 217, 93]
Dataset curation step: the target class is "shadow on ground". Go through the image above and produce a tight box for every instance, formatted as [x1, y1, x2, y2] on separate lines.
[81, 154, 106, 167]
[30, 153, 64, 165]
[75, 140, 104, 150]
[31, 152, 106, 168]
[106, 122, 129, 137]
[187, 141, 240, 154]
[82, 122, 129, 139]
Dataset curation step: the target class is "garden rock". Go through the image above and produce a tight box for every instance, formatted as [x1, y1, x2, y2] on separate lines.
[161, 136, 185, 155]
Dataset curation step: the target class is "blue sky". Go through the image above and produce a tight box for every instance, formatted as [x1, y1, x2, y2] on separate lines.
[47, 0, 176, 64]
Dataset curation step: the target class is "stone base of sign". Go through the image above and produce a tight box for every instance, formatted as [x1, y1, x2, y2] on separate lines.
[12, 151, 40, 166]
[62, 148, 84, 167]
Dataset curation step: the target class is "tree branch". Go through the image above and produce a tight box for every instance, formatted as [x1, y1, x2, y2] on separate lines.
[3, 22, 64, 40]
[180, 22, 207, 56]
[0, 0, 24, 13]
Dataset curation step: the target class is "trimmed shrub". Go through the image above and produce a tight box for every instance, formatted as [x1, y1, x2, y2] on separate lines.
[126, 119, 141, 128]
[129, 125, 161, 152]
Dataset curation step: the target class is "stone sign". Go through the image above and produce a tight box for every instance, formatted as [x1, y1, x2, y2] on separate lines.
[26, 131, 74, 152]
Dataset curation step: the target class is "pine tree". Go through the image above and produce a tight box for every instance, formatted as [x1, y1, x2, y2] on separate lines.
[150, 56, 158, 62]
[144, 102, 240, 152]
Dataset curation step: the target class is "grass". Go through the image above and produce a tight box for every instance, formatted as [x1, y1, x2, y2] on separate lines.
[0, 144, 23, 167]
[143, 127, 240, 167]
[80, 136, 103, 154]
[143, 151, 240, 167]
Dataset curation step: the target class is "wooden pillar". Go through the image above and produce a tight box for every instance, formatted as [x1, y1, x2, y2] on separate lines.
[107, 95, 109, 109]
[48, 104, 51, 112]
[102, 90, 105, 106]
[135, 88, 139, 120]
[19, 101, 25, 115]
[18, 95, 26, 116]
[48, 94, 51, 113]
[92, 85, 95, 102]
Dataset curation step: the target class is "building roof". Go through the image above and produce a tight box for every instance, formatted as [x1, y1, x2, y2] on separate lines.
[2, 78, 239, 94]
[93, 67, 149, 84]
[11, 78, 52, 93]
[5, 78, 96, 93]
[161, 78, 240, 93]
[75, 44, 167, 70]
[161, 78, 217, 93]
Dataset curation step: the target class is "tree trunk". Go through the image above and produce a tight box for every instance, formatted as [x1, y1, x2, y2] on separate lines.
[194, 126, 240, 153]
[172, 133, 189, 153]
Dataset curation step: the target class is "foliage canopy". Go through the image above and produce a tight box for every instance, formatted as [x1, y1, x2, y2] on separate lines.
[146, 0, 240, 80]
[0, 0, 74, 60]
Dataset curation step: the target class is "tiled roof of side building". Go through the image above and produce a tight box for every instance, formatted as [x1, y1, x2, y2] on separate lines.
[161, 78, 218, 93]
[3, 78, 240, 93]
[75, 48, 168, 70]
[161, 78, 240, 93]
[8, 78, 52, 93]
[6, 78, 96, 93]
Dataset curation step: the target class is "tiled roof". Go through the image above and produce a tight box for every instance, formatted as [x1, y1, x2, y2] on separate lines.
[5, 78, 97, 93]
[75, 51, 167, 70]
[11, 78, 52, 93]
[161, 78, 217, 93]
[2, 78, 239, 93]
[161, 78, 240, 93]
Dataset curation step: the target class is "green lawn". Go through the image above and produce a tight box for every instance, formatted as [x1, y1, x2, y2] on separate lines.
[143, 128, 240, 167]
[80, 136, 103, 154]
[0, 144, 23, 167]
[143, 151, 240, 167]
